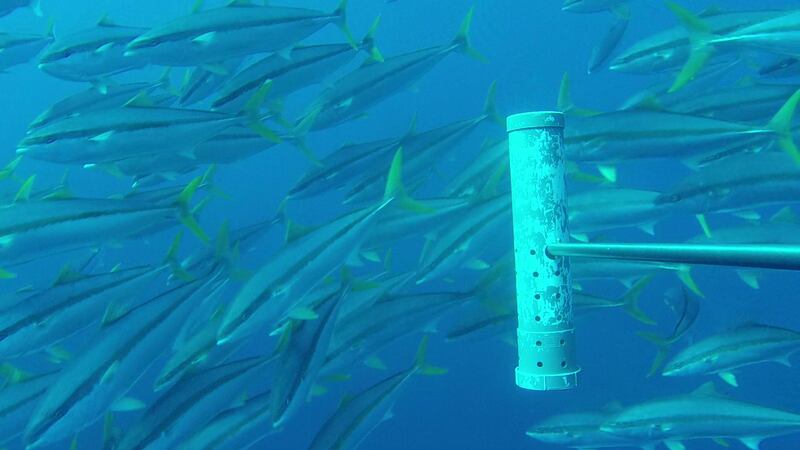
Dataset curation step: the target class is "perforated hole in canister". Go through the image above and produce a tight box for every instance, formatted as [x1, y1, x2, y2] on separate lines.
[534, 293, 541, 300]
[533, 271, 539, 278]
[554, 270, 561, 276]
[535, 340, 542, 347]
[534, 315, 541, 322]
[530, 249, 536, 256]
[537, 361, 543, 368]
[560, 339, 566, 346]
[555, 293, 561, 299]
[561, 361, 567, 368]
[556, 314, 563, 321]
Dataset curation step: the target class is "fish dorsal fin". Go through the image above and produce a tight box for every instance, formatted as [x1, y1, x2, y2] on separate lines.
[53, 265, 85, 286]
[284, 219, 317, 244]
[97, 14, 117, 27]
[691, 381, 723, 397]
[274, 321, 295, 353]
[698, 5, 724, 17]
[124, 91, 155, 108]
[601, 400, 624, 413]
[210, 304, 226, 321]
[383, 148, 435, 213]
[400, 114, 418, 140]
[102, 302, 129, 326]
[473, 162, 507, 202]
[633, 95, 664, 111]
[14, 175, 36, 203]
[215, 221, 230, 259]
[227, 0, 255, 7]
[191, 0, 204, 13]
[0, 156, 22, 181]
[734, 321, 766, 331]
[338, 394, 355, 408]
[770, 206, 798, 224]
[43, 169, 74, 200]
[557, 72, 601, 117]
[735, 76, 756, 88]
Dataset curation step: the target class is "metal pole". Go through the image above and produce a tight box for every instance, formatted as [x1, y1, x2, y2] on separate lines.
[547, 243, 800, 271]
[507, 111, 579, 391]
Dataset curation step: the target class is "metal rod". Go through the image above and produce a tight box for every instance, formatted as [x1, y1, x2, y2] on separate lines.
[548, 243, 800, 271]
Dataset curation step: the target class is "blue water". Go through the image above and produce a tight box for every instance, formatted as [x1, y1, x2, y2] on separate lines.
[3, 0, 800, 449]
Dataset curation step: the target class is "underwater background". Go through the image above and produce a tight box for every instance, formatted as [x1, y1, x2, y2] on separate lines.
[2, 0, 800, 449]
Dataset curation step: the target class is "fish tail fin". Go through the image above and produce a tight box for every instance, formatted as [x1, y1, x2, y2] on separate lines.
[482, 81, 503, 126]
[214, 220, 231, 260]
[637, 332, 671, 377]
[32, 0, 43, 17]
[665, 1, 715, 93]
[292, 105, 321, 142]
[453, 6, 486, 63]
[0, 156, 22, 181]
[286, 134, 323, 167]
[44, 16, 55, 38]
[383, 148, 435, 213]
[197, 164, 232, 201]
[766, 89, 800, 164]
[241, 80, 282, 144]
[13, 174, 35, 203]
[176, 176, 210, 244]
[0, 363, 29, 383]
[676, 265, 704, 298]
[333, 0, 356, 49]
[414, 335, 448, 375]
[621, 275, 656, 325]
[157, 67, 180, 97]
[163, 231, 195, 281]
[361, 15, 384, 62]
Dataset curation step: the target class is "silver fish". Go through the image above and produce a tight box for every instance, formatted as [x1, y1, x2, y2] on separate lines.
[125, 0, 351, 66]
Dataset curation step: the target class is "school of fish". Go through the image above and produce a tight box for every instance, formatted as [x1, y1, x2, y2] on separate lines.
[1, 0, 800, 449]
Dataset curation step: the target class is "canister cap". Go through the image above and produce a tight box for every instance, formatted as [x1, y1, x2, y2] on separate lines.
[506, 111, 565, 132]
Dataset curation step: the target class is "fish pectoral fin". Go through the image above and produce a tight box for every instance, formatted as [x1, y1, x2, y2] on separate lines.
[739, 437, 763, 450]
[718, 371, 738, 387]
[287, 307, 318, 321]
[712, 437, 731, 448]
[192, 31, 217, 46]
[0, 267, 16, 279]
[364, 355, 387, 371]
[463, 258, 490, 270]
[664, 441, 686, 450]
[308, 384, 328, 399]
[94, 42, 115, 54]
[775, 355, 793, 367]
[100, 361, 120, 385]
[735, 270, 760, 290]
[110, 397, 146, 412]
[89, 131, 115, 142]
[637, 222, 656, 236]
